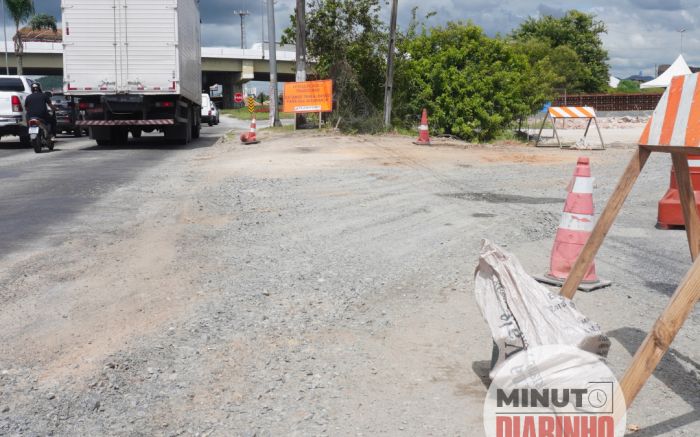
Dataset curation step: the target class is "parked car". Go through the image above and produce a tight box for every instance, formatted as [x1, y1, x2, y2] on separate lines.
[200, 93, 219, 126]
[0, 75, 33, 144]
[52, 93, 84, 137]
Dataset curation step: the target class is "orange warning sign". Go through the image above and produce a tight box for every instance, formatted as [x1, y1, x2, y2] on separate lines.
[282, 80, 333, 113]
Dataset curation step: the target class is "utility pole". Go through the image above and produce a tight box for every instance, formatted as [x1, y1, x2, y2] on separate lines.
[383, 0, 398, 128]
[233, 10, 250, 49]
[678, 28, 686, 55]
[295, 0, 306, 129]
[266, 0, 282, 127]
[1, 0, 8, 75]
[261, 0, 266, 59]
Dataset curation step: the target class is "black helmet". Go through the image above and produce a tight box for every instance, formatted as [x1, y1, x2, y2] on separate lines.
[31, 83, 42, 93]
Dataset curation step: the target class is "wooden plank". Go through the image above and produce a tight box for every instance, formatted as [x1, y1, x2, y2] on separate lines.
[560, 148, 651, 299]
[552, 118, 562, 148]
[671, 153, 700, 259]
[620, 254, 700, 406]
[593, 118, 606, 150]
[642, 145, 700, 154]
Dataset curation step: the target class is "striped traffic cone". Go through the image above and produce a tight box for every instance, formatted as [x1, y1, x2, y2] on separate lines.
[535, 157, 611, 291]
[413, 108, 431, 145]
[240, 116, 260, 144]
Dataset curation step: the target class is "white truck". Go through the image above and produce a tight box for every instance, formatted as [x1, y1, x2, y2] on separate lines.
[0, 76, 34, 144]
[61, 0, 202, 145]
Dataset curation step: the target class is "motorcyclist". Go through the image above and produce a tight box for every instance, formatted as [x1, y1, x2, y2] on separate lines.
[25, 83, 57, 138]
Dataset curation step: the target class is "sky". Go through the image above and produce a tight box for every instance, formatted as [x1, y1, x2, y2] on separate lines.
[30, 0, 700, 79]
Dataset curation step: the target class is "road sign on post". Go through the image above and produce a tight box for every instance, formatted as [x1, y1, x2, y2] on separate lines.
[282, 80, 333, 113]
[234, 93, 243, 104]
[247, 96, 256, 114]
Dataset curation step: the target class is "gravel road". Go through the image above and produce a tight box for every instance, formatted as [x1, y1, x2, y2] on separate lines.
[0, 123, 697, 436]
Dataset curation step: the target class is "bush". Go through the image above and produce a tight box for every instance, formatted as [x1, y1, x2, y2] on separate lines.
[394, 22, 551, 142]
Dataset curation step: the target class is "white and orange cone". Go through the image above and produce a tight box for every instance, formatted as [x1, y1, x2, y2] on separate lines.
[535, 157, 611, 291]
[240, 116, 260, 144]
[413, 108, 431, 145]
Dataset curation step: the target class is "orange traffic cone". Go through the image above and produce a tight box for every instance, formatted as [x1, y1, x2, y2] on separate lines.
[413, 108, 431, 145]
[535, 157, 611, 292]
[240, 116, 260, 144]
[657, 155, 700, 229]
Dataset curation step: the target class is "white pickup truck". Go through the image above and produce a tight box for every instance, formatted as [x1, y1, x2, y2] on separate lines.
[0, 75, 33, 144]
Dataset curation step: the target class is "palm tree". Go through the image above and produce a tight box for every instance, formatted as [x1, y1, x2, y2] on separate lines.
[6, 0, 33, 74]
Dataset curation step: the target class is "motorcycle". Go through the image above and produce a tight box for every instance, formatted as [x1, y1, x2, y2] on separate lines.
[28, 115, 54, 153]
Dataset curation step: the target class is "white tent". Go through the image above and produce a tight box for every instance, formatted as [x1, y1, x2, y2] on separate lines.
[609, 76, 620, 88]
[640, 55, 691, 88]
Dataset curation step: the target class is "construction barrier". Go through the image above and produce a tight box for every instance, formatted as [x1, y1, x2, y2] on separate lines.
[240, 116, 260, 144]
[535, 157, 610, 291]
[558, 72, 700, 410]
[535, 106, 605, 149]
[413, 108, 431, 145]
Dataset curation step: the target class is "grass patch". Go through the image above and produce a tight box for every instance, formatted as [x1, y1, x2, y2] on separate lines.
[221, 107, 295, 120]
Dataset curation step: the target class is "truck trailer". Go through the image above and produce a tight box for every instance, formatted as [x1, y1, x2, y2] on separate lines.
[62, 0, 202, 145]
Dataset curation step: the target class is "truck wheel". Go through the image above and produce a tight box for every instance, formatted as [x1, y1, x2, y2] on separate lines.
[185, 111, 193, 144]
[111, 128, 129, 145]
[131, 129, 142, 138]
[192, 120, 200, 139]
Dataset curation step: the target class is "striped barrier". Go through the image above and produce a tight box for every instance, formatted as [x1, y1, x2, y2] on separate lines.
[77, 119, 175, 126]
[639, 73, 700, 228]
[554, 72, 700, 412]
[549, 106, 597, 119]
[536, 106, 605, 149]
[639, 73, 700, 147]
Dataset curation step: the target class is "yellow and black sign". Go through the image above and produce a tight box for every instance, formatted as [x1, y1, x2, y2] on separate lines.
[247, 96, 256, 113]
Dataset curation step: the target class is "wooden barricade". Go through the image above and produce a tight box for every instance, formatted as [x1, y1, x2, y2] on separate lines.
[559, 73, 700, 408]
[536, 106, 605, 149]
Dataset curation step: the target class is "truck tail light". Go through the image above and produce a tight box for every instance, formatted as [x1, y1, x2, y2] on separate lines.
[11, 95, 22, 112]
[155, 101, 174, 108]
[78, 102, 97, 110]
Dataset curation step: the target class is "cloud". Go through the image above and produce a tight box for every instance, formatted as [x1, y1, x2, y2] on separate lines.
[14, 0, 700, 79]
[537, 4, 566, 18]
[628, 0, 683, 11]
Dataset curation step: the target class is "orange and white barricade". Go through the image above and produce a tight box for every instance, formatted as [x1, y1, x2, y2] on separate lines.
[638, 73, 700, 228]
[536, 106, 605, 150]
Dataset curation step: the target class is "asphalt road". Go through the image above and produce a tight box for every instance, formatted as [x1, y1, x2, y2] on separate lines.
[0, 117, 240, 259]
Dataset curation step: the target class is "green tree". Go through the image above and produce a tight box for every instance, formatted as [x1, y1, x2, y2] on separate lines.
[616, 79, 640, 93]
[282, 0, 387, 132]
[6, 0, 34, 75]
[394, 22, 553, 142]
[5, 1, 57, 75]
[28, 13, 58, 33]
[511, 10, 609, 92]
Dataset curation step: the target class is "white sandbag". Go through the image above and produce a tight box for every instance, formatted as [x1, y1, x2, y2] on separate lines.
[474, 239, 610, 379]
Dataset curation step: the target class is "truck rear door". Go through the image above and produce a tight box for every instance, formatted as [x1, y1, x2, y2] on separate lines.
[120, 0, 179, 93]
[63, 0, 119, 92]
[63, 0, 178, 94]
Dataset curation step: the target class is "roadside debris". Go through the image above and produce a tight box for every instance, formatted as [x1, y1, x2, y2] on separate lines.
[474, 239, 610, 379]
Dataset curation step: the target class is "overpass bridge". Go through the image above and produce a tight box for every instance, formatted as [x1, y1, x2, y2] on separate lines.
[0, 42, 300, 108]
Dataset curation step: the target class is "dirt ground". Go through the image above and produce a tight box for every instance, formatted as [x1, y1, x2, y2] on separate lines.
[0, 126, 697, 436]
